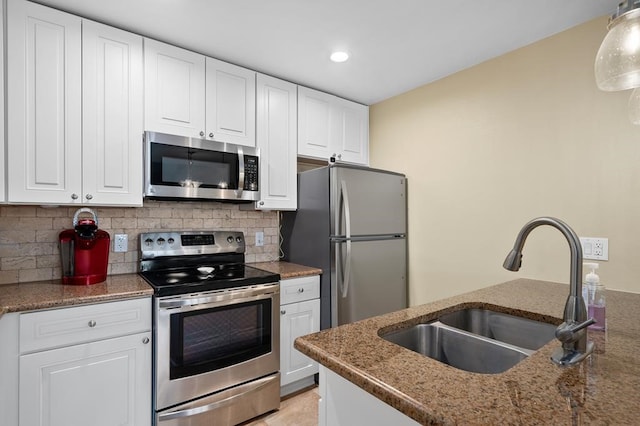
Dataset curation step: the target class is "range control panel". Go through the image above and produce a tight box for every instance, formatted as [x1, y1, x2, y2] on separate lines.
[139, 231, 245, 259]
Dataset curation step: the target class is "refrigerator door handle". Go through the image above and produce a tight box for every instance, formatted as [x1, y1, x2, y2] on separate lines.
[340, 180, 352, 298]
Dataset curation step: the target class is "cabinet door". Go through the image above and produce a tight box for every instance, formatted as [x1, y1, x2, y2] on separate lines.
[144, 38, 205, 138]
[334, 98, 369, 165]
[205, 57, 256, 147]
[20, 332, 152, 426]
[256, 74, 297, 210]
[7, 0, 82, 204]
[298, 86, 333, 159]
[280, 299, 320, 386]
[83, 20, 143, 206]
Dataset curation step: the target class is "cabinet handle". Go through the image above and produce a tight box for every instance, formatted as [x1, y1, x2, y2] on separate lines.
[199, 131, 205, 137]
[209, 132, 214, 138]
[88, 320, 97, 328]
[71, 193, 79, 200]
[280, 310, 286, 315]
[142, 337, 150, 344]
[298, 288, 304, 293]
[85, 194, 93, 200]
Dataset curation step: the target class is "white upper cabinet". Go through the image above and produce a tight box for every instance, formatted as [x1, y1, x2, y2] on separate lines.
[144, 38, 206, 138]
[298, 86, 332, 159]
[7, 0, 143, 206]
[206, 57, 256, 147]
[333, 96, 369, 165]
[82, 20, 144, 206]
[298, 86, 369, 165]
[7, 0, 83, 204]
[255, 74, 297, 210]
[144, 40, 256, 147]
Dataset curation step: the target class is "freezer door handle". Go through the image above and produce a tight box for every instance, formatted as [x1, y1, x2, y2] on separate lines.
[340, 180, 352, 298]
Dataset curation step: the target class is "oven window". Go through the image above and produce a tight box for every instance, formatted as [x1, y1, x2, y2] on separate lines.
[150, 142, 239, 189]
[169, 299, 272, 380]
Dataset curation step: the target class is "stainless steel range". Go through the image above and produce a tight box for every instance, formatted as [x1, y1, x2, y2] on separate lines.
[139, 231, 280, 426]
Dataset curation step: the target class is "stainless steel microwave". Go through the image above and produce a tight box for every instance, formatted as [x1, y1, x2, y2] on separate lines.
[144, 131, 259, 202]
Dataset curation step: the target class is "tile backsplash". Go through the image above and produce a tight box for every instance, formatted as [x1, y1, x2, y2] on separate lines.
[0, 200, 280, 285]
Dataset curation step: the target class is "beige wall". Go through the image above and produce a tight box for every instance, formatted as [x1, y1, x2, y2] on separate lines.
[0, 201, 279, 285]
[370, 17, 640, 306]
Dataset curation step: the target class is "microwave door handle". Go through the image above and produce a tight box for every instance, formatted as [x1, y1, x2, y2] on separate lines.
[236, 146, 245, 198]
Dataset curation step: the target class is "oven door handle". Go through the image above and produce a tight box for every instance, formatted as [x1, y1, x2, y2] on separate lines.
[157, 374, 276, 422]
[158, 285, 278, 309]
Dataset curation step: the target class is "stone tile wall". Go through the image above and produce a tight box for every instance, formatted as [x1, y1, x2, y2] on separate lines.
[0, 200, 280, 285]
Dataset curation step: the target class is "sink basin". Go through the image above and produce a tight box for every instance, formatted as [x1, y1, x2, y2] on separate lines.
[438, 308, 557, 350]
[380, 307, 557, 374]
[383, 323, 529, 374]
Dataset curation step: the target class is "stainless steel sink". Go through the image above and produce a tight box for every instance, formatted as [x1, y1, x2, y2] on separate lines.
[380, 308, 556, 374]
[438, 308, 557, 350]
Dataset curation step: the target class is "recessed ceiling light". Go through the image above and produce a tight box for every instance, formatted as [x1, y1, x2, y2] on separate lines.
[330, 51, 349, 63]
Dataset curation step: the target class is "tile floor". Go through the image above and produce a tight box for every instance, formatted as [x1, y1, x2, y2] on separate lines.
[241, 386, 319, 426]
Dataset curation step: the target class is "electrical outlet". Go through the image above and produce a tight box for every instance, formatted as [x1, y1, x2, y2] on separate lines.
[255, 231, 264, 247]
[114, 234, 128, 252]
[579, 237, 608, 261]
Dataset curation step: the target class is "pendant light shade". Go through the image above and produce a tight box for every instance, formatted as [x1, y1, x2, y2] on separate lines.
[595, 2, 640, 91]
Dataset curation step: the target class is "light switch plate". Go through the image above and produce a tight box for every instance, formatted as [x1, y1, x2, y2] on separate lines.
[579, 237, 608, 261]
[255, 232, 264, 247]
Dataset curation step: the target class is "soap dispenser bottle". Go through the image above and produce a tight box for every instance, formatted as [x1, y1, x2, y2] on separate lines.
[583, 262, 606, 331]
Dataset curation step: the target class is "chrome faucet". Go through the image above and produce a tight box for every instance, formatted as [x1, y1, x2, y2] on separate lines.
[503, 217, 594, 366]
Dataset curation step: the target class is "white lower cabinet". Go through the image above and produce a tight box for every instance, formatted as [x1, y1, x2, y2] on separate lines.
[17, 298, 152, 426]
[280, 275, 320, 396]
[319, 366, 420, 426]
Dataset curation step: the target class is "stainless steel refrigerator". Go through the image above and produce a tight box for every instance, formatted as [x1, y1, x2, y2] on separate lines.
[282, 164, 407, 329]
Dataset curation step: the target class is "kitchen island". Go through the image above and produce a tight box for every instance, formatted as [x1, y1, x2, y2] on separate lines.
[294, 279, 640, 425]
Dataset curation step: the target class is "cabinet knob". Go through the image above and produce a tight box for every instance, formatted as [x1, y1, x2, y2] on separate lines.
[199, 131, 205, 137]
[298, 288, 304, 293]
[280, 310, 286, 315]
[71, 193, 79, 200]
[259, 201, 265, 206]
[85, 194, 93, 200]
[209, 132, 214, 138]
[88, 320, 97, 328]
[337, 154, 342, 160]
[142, 337, 150, 344]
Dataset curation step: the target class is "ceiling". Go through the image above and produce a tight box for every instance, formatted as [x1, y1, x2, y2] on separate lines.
[33, 0, 619, 105]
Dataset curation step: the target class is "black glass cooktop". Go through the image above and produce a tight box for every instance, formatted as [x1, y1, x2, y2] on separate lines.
[140, 263, 280, 297]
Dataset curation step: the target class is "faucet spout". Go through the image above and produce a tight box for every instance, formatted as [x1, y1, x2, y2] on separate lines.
[503, 217, 594, 366]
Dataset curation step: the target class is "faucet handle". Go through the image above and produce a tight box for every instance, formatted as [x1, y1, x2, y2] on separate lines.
[555, 318, 596, 343]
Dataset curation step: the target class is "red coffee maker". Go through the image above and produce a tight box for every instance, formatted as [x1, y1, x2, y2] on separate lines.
[59, 208, 110, 285]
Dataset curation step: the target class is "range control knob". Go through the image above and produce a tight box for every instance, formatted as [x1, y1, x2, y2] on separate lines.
[227, 236, 234, 244]
[144, 238, 153, 247]
[167, 238, 175, 245]
[157, 238, 166, 246]
[236, 236, 243, 243]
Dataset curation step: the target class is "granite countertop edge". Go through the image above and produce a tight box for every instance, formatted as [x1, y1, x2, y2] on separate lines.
[0, 261, 321, 317]
[294, 278, 640, 425]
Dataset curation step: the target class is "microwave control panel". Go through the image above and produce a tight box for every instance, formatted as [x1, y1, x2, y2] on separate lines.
[244, 156, 259, 191]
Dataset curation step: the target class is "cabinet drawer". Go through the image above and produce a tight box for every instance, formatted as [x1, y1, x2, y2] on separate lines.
[20, 297, 151, 354]
[280, 275, 320, 305]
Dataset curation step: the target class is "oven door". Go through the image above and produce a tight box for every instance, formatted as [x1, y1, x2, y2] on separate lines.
[144, 131, 259, 201]
[155, 283, 279, 411]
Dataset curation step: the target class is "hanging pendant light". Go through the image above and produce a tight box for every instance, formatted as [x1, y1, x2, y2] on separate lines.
[595, 0, 640, 91]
